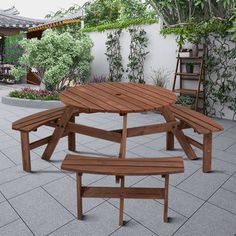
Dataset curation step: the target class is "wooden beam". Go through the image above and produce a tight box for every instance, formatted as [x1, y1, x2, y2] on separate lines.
[81, 187, 165, 199]
[29, 132, 68, 150]
[112, 121, 178, 137]
[186, 136, 203, 150]
[66, 123, 121, 143]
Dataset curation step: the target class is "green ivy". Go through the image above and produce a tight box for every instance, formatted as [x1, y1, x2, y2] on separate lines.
[127, 27, 149, 84]
[105, 30, 124, 82]
[161, 18, 232, 46]
[81, 18, 158, 33]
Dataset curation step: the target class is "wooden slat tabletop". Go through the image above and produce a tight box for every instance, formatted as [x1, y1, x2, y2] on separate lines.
[60, 83, 176, 113]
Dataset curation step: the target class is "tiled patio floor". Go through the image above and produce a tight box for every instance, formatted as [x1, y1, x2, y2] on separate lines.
[0, 86, 236, 236]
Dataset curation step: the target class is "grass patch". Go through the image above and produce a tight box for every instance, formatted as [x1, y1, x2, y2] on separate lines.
[9, 88, 59, 101]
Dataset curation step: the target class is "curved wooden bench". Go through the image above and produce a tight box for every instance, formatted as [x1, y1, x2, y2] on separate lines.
[61, 155, 184, 226]
[12, 107, 79, 172]
[167, 105, 224, 173]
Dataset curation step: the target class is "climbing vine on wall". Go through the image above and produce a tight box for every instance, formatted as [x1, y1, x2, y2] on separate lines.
[127, 27, 149, 83]
[204, 34, 236, 120]
[105, 29, 124, 82]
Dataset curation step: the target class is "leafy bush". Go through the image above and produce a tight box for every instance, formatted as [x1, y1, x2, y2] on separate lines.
[176, 95, 195, 106]
[84, 0, 156, 27]
[9, 88, 59, 100]
[11, 30, 93, 90]
[151, 68, 170, 87]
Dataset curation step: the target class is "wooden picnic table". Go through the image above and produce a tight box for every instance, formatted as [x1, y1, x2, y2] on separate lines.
[42, 82, 197, 162]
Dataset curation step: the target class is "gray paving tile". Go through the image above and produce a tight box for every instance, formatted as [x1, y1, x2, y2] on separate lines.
[49, 202, 130, 236]
[0, 152, 15, 171]
[132, 177, 204, 218]
[0, 191, 5, 203]
[0, 201, 18, 227]
[222, 176, 236, 194]
[143, 137, 170, 151]
[129, 145, 168, 157]
[109, 199, 187, 236]
[82, 139, 119, 150]
[209, 188, 236, 215]
[0, 219, 33, 236]
[69, 172, 106, 186]
[43, 176, 105, 216]
[10, 188, 74, 236]
[92, 175, 146, 188]
[153, 159, 200, 187]
[226, 142, 236, 155]
[111, 220, 156, 236]
[95, 143, 119, 157]
[1, 145, 39, 165]
[178, 169, 229, 200]
[220, 128, 236, 139]
[0, 139, 19, 150]
[189, 154, 236, 175]
[173, 203, 236, 236]
[0, 159, 51, 186]
[0, 166, 65, 199]
[213, 135, 236, 151]
[212, 149, 236, 165]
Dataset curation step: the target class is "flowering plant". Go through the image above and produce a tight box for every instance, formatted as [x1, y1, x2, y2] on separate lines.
[3, 34, 24, 66]
[9, 87, 59, 100]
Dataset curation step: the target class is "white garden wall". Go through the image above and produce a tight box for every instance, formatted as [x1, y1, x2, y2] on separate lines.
[88, 23, 178, 90]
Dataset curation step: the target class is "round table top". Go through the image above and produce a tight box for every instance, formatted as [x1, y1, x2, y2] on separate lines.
[60, 82, 176, 113]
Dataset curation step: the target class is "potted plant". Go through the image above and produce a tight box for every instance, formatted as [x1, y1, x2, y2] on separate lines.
[179, 48, 192, 57]
[185, 62, 194, 73]
[176, 95, 195, 109]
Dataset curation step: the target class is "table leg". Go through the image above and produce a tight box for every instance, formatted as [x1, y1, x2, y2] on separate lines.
[203, 133, 212, 173]
[162, 107, 197, 160]
[42, 106, 75, 161]
[68, 116, 76, 152]
[118, 114, 128, 226]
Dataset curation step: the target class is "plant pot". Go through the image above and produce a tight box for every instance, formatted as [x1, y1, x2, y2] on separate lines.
[186, 64, 194, 73]
[179, 51, 191, 57]
[176, 103, 195, 110]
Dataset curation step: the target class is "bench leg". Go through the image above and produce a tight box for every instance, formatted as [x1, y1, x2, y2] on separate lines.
[163, 174, 169, 223]
[166, 131, 174, 150]
[203, 133, 212, 173]
[68, 116, 76, 152]
[162, 108, 197, 160]
[77, 173, 83, 220]
[119, 177, 125, 226]
[42, 106, 74, 161]
[20, 132, 31, 172]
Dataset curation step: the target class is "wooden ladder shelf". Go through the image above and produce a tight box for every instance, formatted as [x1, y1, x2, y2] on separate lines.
[172, 46, 205, 112]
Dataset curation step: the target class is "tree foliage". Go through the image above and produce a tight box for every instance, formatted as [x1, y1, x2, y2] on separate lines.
[148, 0, 235, 26]
[11, 30, 93, 90]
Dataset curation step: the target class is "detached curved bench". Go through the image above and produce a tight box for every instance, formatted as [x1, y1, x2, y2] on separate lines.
[167, 105, 224, 173]
[12, 107, 78, 172]
[61, 155, 184, 226]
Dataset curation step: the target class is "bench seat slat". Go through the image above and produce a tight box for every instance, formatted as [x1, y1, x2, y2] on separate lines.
[12, 107, 66, 131]
[61, 155, 184, 176]
[170, 105, 224, 133]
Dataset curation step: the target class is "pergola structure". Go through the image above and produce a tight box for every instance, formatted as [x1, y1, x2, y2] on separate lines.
[27, 12, 82, 39]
